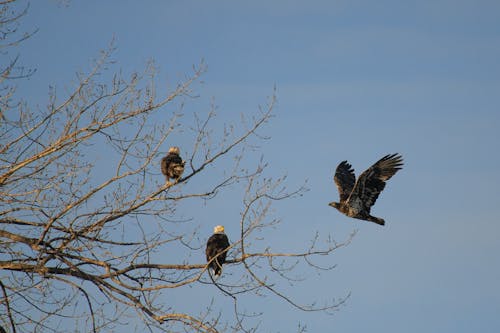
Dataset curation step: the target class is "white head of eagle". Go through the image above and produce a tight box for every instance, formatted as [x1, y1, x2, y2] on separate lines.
[205, 225, 230, 277]
[168, 146, 180, 154]
[213, 225, 224, 233]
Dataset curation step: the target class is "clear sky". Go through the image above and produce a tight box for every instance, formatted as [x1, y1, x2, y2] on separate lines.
[14, 1, 500, 332]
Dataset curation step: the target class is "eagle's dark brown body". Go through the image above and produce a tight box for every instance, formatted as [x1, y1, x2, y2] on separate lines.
[161, 147, 185, 183]
[329, 153, 403, 226]
[206, 226, 230, 276]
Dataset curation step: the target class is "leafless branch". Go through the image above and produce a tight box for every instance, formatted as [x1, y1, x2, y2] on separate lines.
[0, 2, 352, 332]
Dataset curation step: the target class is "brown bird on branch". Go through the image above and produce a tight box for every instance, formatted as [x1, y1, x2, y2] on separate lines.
[161, 146, 185, 185]
[205, 225, 230, 277]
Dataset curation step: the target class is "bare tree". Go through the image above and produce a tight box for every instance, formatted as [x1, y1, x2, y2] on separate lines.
[0, 2, 352, 332]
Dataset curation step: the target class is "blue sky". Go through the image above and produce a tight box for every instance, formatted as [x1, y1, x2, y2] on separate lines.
[14, 0, 500, 332]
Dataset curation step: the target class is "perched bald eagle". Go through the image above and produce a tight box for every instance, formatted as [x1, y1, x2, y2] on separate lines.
[161, 146, 185, 184]
[329, 153, 403, 226]
[206, 225, 230, 277]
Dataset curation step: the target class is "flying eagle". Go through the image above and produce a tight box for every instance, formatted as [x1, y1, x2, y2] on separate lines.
[206, 225, 230, 277]
[161, 146, 185, 184]
[329, 153, 403, 226]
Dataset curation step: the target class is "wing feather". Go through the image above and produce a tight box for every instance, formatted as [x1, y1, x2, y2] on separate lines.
[348, 154, 403, 211]
[334, 161, 356, 202]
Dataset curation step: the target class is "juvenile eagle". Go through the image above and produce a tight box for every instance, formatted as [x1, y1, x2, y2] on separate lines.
[205, 225, 230, 277]
[329, 153, 403, 226]
[161, 146, 185, 184]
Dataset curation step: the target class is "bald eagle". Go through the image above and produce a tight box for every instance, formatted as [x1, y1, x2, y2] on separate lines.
[206, 225, 230, 277]
[161, 146, 185, 184]
[329, 153, 403, 226]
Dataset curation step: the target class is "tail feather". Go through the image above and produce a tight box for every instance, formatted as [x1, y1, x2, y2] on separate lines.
[210, 261, 223, 277]
[367, 215, 385, 226]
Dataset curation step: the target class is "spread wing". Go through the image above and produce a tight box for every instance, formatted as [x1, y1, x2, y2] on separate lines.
[334, 160, 356, 202]
[348, 154, 403, 211]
